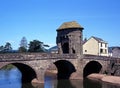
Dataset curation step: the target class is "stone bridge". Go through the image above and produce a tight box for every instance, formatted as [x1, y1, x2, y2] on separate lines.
[0, 21, 120, 84]
[0, 53, 120, 83]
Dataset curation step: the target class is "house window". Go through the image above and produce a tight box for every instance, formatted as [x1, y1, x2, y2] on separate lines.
[105, 44, 107, 47]
[105, 49, 107, 54]
[85, 50, 87, 52]
[100, 49, 103, 53]
[101, 43, 102, 47]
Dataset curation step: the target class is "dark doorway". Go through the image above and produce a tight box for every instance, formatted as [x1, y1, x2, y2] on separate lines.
[62, 43, 69, 53]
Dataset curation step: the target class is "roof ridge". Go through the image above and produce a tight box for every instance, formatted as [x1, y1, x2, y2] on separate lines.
[57, 21, 84, 31]
[92, 36, 107, 43]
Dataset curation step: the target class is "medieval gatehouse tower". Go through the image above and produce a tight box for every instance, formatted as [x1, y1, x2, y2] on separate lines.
[56, 21, 84, 57]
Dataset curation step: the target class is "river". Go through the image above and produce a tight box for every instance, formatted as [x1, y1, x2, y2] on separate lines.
[0, 68, 120, 88]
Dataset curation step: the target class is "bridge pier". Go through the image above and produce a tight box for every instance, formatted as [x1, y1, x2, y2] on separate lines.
[35, 69, 45, 83]
[31, 70, 44, 83]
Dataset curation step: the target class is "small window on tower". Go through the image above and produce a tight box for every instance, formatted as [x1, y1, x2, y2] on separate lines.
[79, 36, 81, 39]
[72, 48, 75, 54]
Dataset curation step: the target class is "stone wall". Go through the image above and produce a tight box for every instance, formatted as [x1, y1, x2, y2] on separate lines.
[0, 53, 120, 83]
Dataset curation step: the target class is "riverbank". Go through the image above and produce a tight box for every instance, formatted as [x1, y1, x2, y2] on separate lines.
[87, 73, 120, 85]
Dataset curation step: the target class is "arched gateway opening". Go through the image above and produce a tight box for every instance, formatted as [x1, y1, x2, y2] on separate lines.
[62, 43, 69, 53]
[1, 63, 37, 83]
[54, 60, 76, 79]
[83, 61, 102, 78]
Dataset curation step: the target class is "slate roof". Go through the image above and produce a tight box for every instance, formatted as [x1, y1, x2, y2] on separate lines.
[108, 46, 120, 52]
[83, 36, 107, 45]
[57, 21, 84, 31]
[108, 47, 113, 53]
[48, 46, 58, 52]
[92, 36, 107, 43]
[108, 47, 120, 58]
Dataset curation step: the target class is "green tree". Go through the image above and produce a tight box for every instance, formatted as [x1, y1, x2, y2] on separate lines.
[28, 40, 49, 52]
[4, 42, 12, 52]
[18, 46, 27, 53]
[0, 46, 4, 53]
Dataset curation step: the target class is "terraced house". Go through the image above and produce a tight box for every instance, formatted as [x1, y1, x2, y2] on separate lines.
[83, 36, 109, 56]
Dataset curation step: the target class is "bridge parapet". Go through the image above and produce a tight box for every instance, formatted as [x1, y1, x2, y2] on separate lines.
[0, 53, 77, 62]
[0, 53, 24, 61]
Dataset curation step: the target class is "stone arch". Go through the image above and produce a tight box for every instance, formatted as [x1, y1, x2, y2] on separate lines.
[83, 61, 102, 78]
[54, 60, 76, 79]
[1, 63, 37, 83]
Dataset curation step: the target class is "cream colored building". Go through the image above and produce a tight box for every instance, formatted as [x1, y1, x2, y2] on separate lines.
[83, 36, 108, 56]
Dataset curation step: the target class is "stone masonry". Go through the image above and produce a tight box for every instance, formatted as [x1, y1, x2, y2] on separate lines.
[0, 21, 120, 83]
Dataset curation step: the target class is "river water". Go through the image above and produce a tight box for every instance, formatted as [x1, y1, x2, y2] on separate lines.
[0, 68, 120, 88]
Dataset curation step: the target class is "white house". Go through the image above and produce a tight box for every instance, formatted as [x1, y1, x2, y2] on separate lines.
[83, 36, 109, 56]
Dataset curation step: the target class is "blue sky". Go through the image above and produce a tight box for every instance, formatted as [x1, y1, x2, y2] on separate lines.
[0, 0, 120, 49]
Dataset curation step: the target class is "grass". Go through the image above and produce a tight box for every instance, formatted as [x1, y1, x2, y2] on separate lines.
[1, 64, 16, 70]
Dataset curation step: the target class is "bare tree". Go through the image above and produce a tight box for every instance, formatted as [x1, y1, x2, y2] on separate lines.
[19, 37, 28, 52]
[20, 37, 28, 49]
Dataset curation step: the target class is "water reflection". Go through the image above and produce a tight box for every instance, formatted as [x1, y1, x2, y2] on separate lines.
[45, 76, 57, 88]
[0, 68, 21, 88]
[102, 82, 120, 88]
[57, 80, 76, 88]
[0, 68, 120, 88]
[83, 78, 120, 88]
[22, 83, 43, 88]
[22, 83, 34, 88]
[83, 78, 102, 88]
